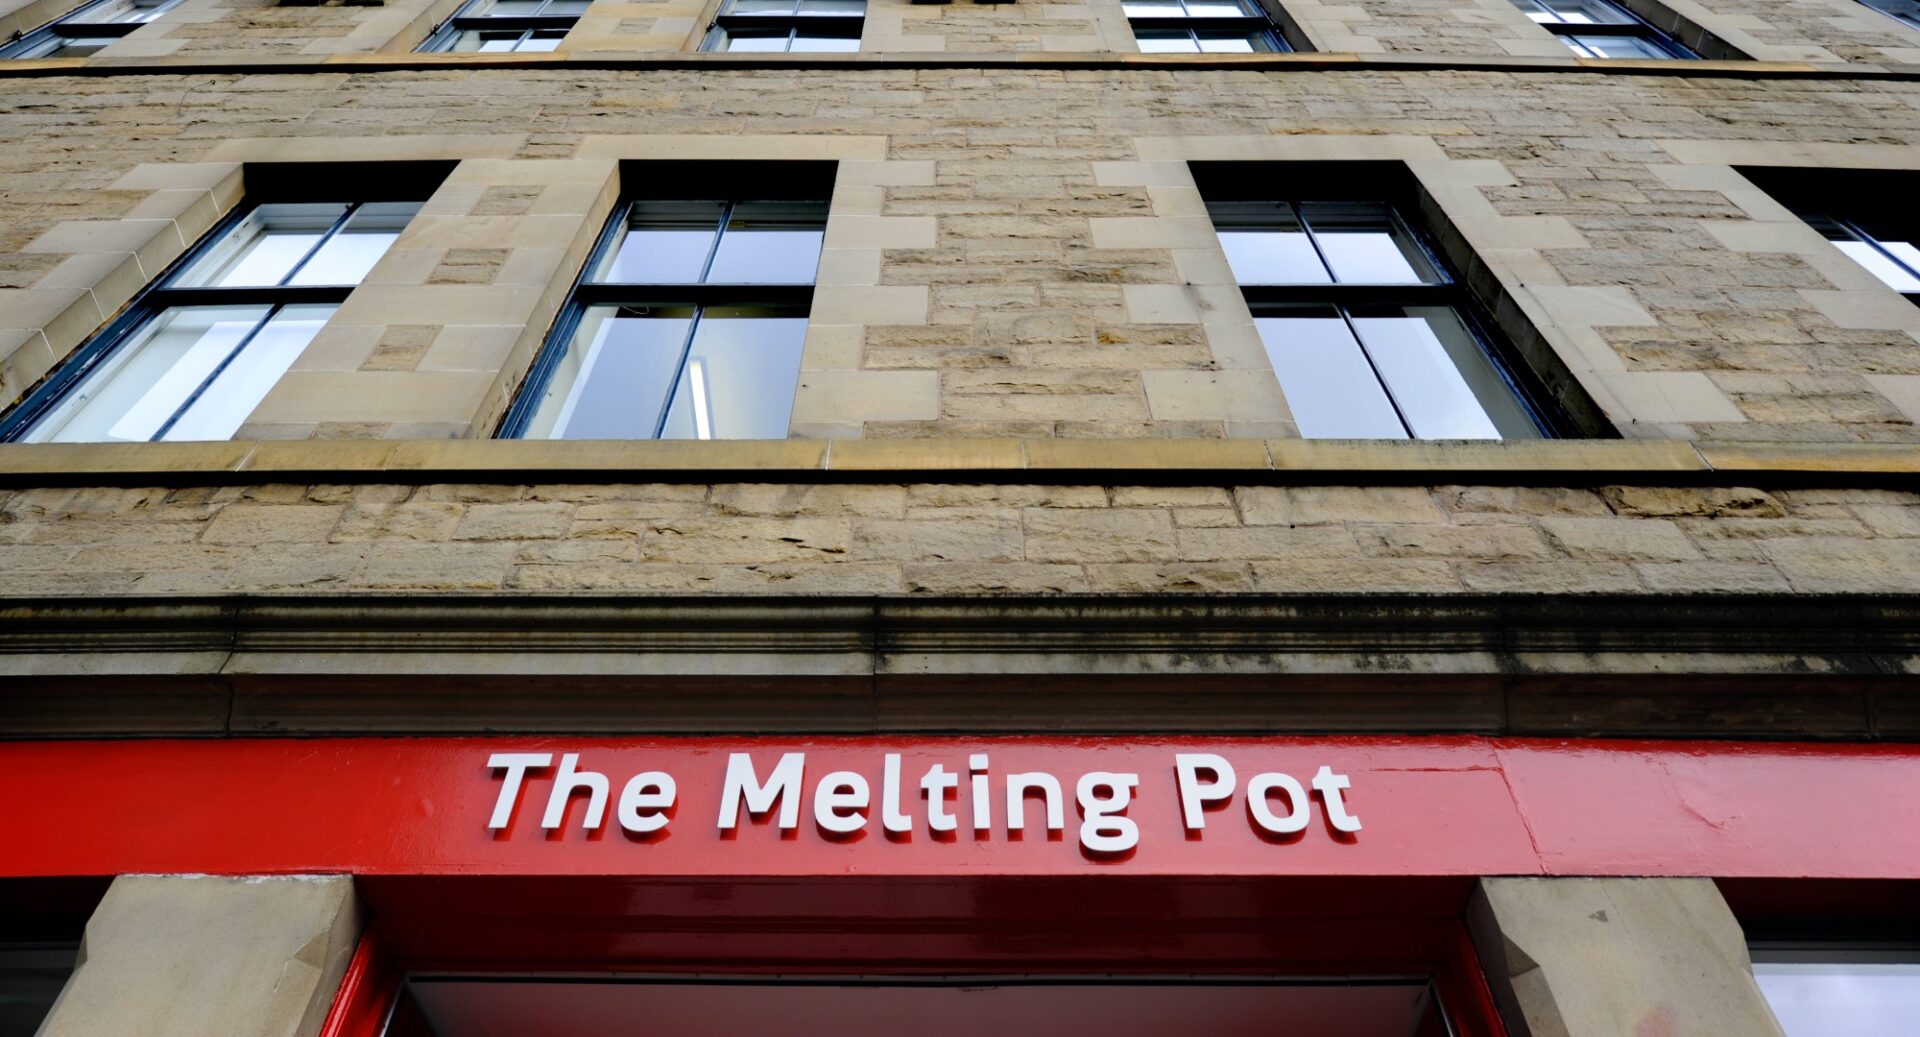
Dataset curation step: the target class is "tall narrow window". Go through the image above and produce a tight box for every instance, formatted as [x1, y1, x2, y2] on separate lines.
[0, 0, 183, 58]
[420, 0, 583, 53]
[703, 0, 863, 52]
[1509, 0, 1695, 57]
[1124, 0, 1288, 52]
[1, 187, 434, 443]
[503, 168, 831, 440]
[1858, 0, 1920, 30]
[1202, 175, 1551, 440]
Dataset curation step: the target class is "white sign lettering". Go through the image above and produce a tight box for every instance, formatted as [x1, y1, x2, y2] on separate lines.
[486, 750, 1362, 855]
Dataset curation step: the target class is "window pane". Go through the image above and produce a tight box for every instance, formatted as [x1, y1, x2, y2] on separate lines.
[706, 201, 826, 284]
[788, 30, 861, 50]
[722, 29, 792, 50]
[1755, 962, 1920, 1037]
[524, 305, 694, 439]
[1834, 241, 1920, 293]
[39, 38, 112, 56]
[1299, 202, 1442, 284]
[286, 202, 419, 286]
[518, 29, 566, 49]
[163, 304, 334, 441]
[1185, 0, 1253, 13]
[1134, 29, 1200, 51]
[1195, 31, 1263, 51]
[1252, 308, 1407, 439]
[25, 306, 270, 443]
[1563, 32, 1673, 57]
[543, 0, 591, 13]
[1212, 203, 1330, 284]
[445, 29, 529, 51]
[1349, 305, 1538, 439]
[64, 0, 182, 25]
[172, 203, 346, 288]
[595, 202, 725, 284]
[1121, 0, 1182, 14]
[658, 308, 808, 440]
[795, 0, 866, 15]
[1512, 0, 1634, 23]
[727, 0, 797, 14]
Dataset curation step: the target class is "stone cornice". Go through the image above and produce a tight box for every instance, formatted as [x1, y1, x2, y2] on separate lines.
[3, 593, 1915, 739]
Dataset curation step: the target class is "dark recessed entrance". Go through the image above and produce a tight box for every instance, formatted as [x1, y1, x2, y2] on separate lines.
[390, 977, 1455, 1037]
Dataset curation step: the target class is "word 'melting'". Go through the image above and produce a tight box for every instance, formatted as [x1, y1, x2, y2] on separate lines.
[486, 751, 1361, 854]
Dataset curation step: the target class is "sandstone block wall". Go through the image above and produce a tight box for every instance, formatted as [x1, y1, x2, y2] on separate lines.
[1, 70, 1919, 442]
[4, 479, 1917, 596]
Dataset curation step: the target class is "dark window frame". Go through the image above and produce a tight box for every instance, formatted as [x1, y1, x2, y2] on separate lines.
[497, 161, 836, 441]
[1191, 161, 1597, 440]
[0, 0, 183, 59]
[1738, 165, 1920, 308]
[0, 162, 453, 443]
[1124, 0, 1290, 52]
[702, 0, 864, 52]
[420, 0, 580, 53]
[1509, 0, 1699, 58]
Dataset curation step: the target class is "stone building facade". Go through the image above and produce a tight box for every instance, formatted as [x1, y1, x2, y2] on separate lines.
[3, 0, 1920, 1033]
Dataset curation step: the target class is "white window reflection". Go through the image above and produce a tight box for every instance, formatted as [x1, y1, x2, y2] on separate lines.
[10, 197, 418, 443]
[707, 0, 864, 51]
[658, 312, 808, 440]
[1509, 0, 1634, 23]
[524, 306, 694, 439]
[175, 202, 421, 289]
[512, 194, 827, 441]
[24, 305, 335, 443]
[0, 0, 185, 58]
[1209, 201, 1442, 285]
[1563, 33, 1671, 57]
[1212, 194, 1547, 441]
[1253, 311, 1405, 438]
[419, 0, 578, 53]
[595, 201, 826, 286]
[1755, 962, 1920, 1037]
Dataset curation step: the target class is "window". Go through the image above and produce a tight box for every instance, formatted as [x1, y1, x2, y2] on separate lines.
[1740, 168, 1920, 306]
[1509, 0, 1695, 58]
[0, 0, 183, 59]
[1858, 0, 1920, 30]
[502, 165, 833, 441]
[0, 166, 449, 443]
[1752, 949, 1920, 1037]
[702, 0, 863, 53]
[419, 0, 583, 53]
[1198, 169, 1551, 440]
[1123, 0, 1288, 52]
